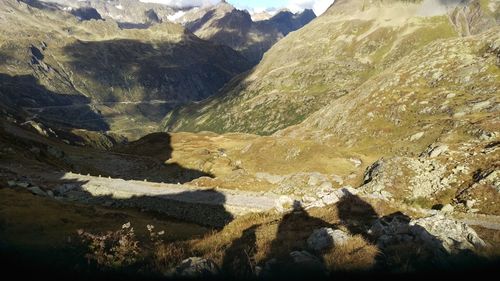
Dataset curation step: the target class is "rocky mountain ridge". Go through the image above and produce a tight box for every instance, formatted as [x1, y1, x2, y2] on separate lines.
[171, 1, 316, 63]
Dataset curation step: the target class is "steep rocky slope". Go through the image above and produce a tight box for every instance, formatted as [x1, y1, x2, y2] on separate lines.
[0, 0, 250, 138]
[163, 0, 498, 135]
[39, 0, 176, 26]
[172, 1, 316, 63]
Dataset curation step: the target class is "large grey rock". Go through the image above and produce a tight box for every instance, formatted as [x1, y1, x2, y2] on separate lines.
[370, 214, 487, 256]
[16, 182, 30, 188]
[28, 186, 46, 197]
[307, 228, 350, 252]
[426, 144, 449, 158]
[175, 257, 219, 278]
[411, 215, 487, 253]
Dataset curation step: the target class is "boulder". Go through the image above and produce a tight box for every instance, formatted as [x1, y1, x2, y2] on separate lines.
[410, 132, 425, 141]
[307, 228, 350, 252]
[411, 215, 487, 254]
[16, 182, 30, 188]
[370, 214, 487, 257]
[440, 204, 454, 213]
[28, 186, 46, 196]
[428, 145, 449, 158]
[174, 257, 219, 278]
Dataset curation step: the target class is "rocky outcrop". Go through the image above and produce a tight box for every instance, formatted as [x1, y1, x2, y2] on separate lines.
[173, 257, 219, 278]
[369, 213, 487, 257]
[173, 2, 316, 64]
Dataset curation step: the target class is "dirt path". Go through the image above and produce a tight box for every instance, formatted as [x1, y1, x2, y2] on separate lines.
[8, 167, 279, 227]
[59, 172, 279, 212]
[457, 214, 500, 231]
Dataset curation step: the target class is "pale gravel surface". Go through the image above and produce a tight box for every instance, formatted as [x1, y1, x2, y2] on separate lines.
[59, 172, 281, 214]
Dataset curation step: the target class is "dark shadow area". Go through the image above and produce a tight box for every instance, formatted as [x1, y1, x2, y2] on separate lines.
[20, 0, 62, 11]
[62, 35, 251, 104]
[0, 73, 110, 131]
[259, 9, 316, 37]
[262, 201, 334, 280]
[222, 224, 260, 278]
[71, 7, 103, 21]
[107, 132, 214, 184]
[0, 118, 212, 184]
[0, 167, 231, 281]
[336, 192, 378, 238]
[186, 9, 217, 33]
[222, 201, 337, 280]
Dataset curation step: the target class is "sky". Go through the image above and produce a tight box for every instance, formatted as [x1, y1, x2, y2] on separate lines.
[139, 0, 335, 16]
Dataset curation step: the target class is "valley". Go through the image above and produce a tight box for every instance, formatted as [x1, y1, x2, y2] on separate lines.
[0, 0, 499, 280]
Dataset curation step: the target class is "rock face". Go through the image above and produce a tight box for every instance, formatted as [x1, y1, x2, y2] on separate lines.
[172, 2, 316, 64]
[174, 257, 219, 278]
[38, 0, 175, 25]
[70, 7, 102, 21]
[307, 228, 351, 252]
[370, 214, 487, 257]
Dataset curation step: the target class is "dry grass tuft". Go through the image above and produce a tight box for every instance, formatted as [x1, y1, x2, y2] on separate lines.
[322, 235, 378, 272]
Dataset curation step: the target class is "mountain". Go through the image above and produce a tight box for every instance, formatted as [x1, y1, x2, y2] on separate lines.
[162, 0, 498, 135]
[38, 0, 177, 26]
[1, 0, 499, 278]
[171, 1, 316, 63]
[0, 0, 251, 139]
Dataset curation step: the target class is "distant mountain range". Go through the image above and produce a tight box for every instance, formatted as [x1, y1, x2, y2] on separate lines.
[170, 1, 316, 63]
[38, 0, 316, 63]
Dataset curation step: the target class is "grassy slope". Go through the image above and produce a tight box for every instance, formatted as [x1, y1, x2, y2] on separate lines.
[162, 0, 471, 135]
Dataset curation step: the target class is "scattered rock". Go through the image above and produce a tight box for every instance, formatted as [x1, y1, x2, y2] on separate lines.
[466, 200, 476, 209]
[7, 180, 16, 187]
[275, 196, 294, 212]
[440, 204, 454, 213]
[425, 144, 449, 158]
[472, 100, 491, 111]
[174, 257, 219, 278]
[370, 214, 487, 257]
[349, 158, 362, 167]
[319, 181, 333, 190]
[256, 173, 284, 184]
[410, 132, 425, 141]
[307, 228, 350, 252]
[331, 174, 344, 185]
[28, 186, 46, 196]
[321, 193, 340, 205]
[16, 182, 30, 188]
